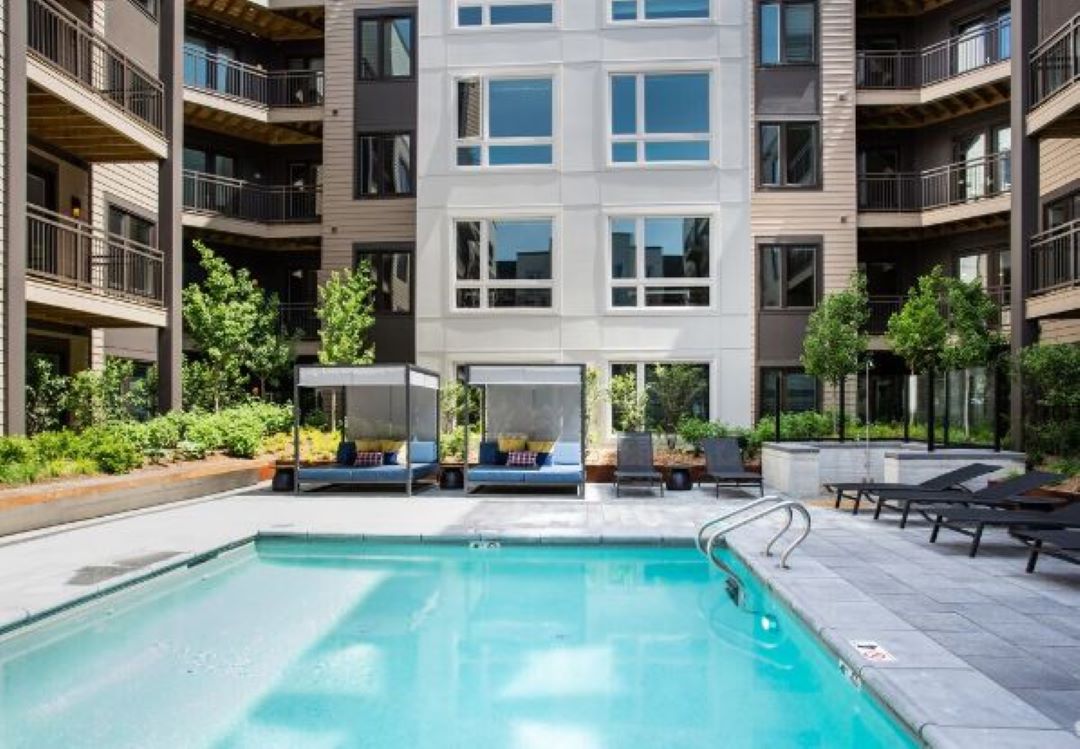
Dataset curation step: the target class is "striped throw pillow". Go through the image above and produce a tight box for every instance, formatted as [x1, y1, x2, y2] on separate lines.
[354, 451, 384, 467]
[506, 450, 537, 467]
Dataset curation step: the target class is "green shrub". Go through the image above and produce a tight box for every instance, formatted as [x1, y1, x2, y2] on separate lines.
[220, 416, 264, 458]
[0, 436, 36, 464]
[0, 461, 43, 485]
[676, 417, 730, 452]
[184, 414, 225, 456]
[77, 426, 143, 474]
[30, 430, 79, 461]
[145, 413, 184, 452]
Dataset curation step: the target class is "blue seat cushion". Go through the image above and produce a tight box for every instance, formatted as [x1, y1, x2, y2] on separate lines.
[299, 463, 437, 484]
[410, 441, 437, 464]
[551, 442, 582, 466]
[522, 465, 583, 484]
[468, 466, 525, 483]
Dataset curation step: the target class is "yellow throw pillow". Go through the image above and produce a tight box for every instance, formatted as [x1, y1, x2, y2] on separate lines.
[355, 438, 382, 452]
[527, 440, 555, 454]
[498, 435, 527, 452]
[381, 440, 407, 454]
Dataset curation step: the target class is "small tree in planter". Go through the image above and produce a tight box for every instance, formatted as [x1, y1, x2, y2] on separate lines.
[314, 262, 376, 429]
[249, 291, 296, 401]
[800, 271, 869, 440]
[608, 372, 647, 432]
[649, 364, 708, 449]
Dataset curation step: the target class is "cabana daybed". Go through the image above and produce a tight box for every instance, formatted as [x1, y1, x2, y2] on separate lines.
[292, 365, 440, 495]
[462, 364, 586, 496]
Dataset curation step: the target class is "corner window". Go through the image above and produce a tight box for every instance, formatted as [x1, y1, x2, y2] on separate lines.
[457, 2, 554, 27]
[759, 122, 819, 187]
[760, 368, 819, 417]
[759, 1, 816, 65]
[357, 15, 414, 80]
[610, 72, 710, 164]
[760, 244, 817, 309]
[454, 218, 554, 309]
[456, 77, 554, 167]
[611, 0, 709, 21]
[610, 216, 710, 308]
[356, 248, 412, 314]
[356, 133, 413, 198]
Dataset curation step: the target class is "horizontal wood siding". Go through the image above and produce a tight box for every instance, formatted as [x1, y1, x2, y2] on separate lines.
[1039, 137, 1080, 197]
[1039, 319, 1080, 344]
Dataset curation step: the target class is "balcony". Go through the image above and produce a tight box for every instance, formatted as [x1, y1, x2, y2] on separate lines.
[856, 18, 1011, 128]
[26, 204, 166, 328]
[182, 170, 322, 239]
[1028, 13, 1080, 137]
[867, 287, 1009, 338]
[1028, 220, 1080, 319]
[857, 153, 1011, 230]
[278, 303, 319, 340]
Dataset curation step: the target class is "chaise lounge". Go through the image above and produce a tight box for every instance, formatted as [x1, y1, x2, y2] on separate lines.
[824, 463, 998, 515]
[614, 432, 664, 497]
[1011, 529, 1080, 573]
[699, 437, 763, 497]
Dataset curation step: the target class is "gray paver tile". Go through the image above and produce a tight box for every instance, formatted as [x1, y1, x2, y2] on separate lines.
[922, 725, 1080, 749]
[820, 627, 969, 672]
[926, 630, 1028, 659]
[894, 612, 981, 633]
[962, 656, 1080, 690]
[1010, 690, 1080, 731]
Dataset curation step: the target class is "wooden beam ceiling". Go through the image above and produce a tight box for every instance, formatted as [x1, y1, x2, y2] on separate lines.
[858, 80, 1011, 129]
[185, 0, 324, 41]
[858, 211, 1010, 242]
[27, 92, 159, 161]
[183, 227, 321, 253]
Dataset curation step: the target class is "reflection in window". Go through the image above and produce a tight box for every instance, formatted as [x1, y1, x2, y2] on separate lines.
[610, 363, 710, 430]
[610, 216, 710, 307]
[760, 244, 817, 308]
[610, 72, 710, 164]
[357, 16, 413, 80]
[612, 0, 709, 21]
[457, 77, 554, 167]
[759, 122, 819, 187]
[458, 3, 554, 27]
[357, 250, 412, 314]
[454, 218, 553, 309]
[760, 2, 816, 65]
[356, 133, 412, 197]
[760, 368, 818, 418]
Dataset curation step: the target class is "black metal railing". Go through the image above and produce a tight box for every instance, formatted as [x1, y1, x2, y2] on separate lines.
[278, 303, 319, 339]
[26, 204, 165, 306]
[183, 45, 324, 108]
[1031, 220, 1080, 295]
[867, 295, 903, 334]
[183, 170, 321, 224]
[858, 152, 1010, 213]
[856, 16, 1011, 89]
[1031, 12, 1080, 109]
[28, 0, 164, 133]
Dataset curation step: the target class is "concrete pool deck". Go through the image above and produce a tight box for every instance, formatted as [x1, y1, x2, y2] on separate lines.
[0, 483, 1078, 748]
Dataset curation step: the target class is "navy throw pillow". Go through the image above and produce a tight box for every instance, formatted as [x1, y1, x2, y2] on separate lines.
[536, 452, 552, 467]
[478, 441, 499, 466]
[336, 441, 357, 466]
[383, 451, 399, 465]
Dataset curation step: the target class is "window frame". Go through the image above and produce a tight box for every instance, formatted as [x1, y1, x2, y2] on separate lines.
[607, 71, 712, 167]
[354, 131, 415, 199]
[354, 243, 415, 316]
[757, 0, 818, 67]
[608, 0, 713, 24]
[453, 74, 557, 169]
[757, 120, 821, 189]
[606, 214, 714, 311]
[355, 13, 416, 82]
[758, 242, 819, 310]
[608, 361, 712, 432]
[454, 1, 557, 29]
[450, 215, 558, 312]
[759, 367, 820, 419]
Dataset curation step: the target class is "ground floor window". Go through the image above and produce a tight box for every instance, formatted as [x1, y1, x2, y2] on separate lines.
[759, 367, 817, 418]
[610, 362, 710, 431]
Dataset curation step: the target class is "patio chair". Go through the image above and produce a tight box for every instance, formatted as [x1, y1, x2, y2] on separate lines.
[825, 463, 998, 515]
[872, 470, 1065, 529]
[614, 432, 663, 497]
[699, 437, 763, 498]
[922, 490, 1076, 557]
[1010, 529, 1080, 573]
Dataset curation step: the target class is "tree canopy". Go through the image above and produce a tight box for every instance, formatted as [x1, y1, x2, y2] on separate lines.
[801, 271, 869, 386]
[315, 262, 376, 365]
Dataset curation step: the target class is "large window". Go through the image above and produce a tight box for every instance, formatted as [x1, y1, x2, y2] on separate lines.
[760, 368, 818, 417]
[107, 205, 157, 296]
[760, 244, 817, 308]
[610, 216, 710, 308]
[610, 72, 710, 164]
[611, 0, 709, 21]
[457, 2, 554, 26]
[759, 122, 819, 187]
[357, 15, 413, 80]
[356, 248, 412, 314]
[759, 1, 816, 65]
[456, 77, 554, 167]
[356, 133, 413, 198]
[454, 218, 553, 309]
[610, 362, 711, 429]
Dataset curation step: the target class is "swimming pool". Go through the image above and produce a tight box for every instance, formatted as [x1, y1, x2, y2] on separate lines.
[0, 539, 918, 748]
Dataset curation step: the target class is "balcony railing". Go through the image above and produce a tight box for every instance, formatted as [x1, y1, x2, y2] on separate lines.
[183, 170, 321, 224]
[183, 45, 324, 108]
[867, 286, 1008, 334]
[1031, 13, 1080, 109]
[1031, 220, 1080, 295]
[26, 204, 165, 306]
[856, 16, 1011, 89]
[28, 0, 164, 133]
[858, 152, 1010, 213]
[278, 303, 319, 339]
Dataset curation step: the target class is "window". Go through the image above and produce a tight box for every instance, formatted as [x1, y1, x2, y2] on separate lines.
[356, 133, 413, 197]
[760, 368, 818, 418]
[127, 0, 158, 20]
[610, 73, 710, 164]
[356, 249, 412, 314]
[1045, 191, 1080, 229]
[759, 1, 816, 65]
[454, 218, 553, 309]
[611, 0, 709, 21]
[457, 2, 554, 27]
[107, 205, 157, 298]
[610, 216, 710, 308]
[759, 122, 818, 187]
[610, 362, 710, 430]
[760, 244, 817, 308]
[456, 77, 554, 167]
[357, 15, 413, 80]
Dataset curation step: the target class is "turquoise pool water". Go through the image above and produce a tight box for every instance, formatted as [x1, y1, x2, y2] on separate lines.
[0, 540, 918, 748]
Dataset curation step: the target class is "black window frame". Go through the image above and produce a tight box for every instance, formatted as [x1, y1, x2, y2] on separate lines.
[355, 131, 415, 199]
[758, 121, 821, 189]
[758, 0, 818, 67]
[759, 367, 820, 419]
[759, 243, 819, 309]
[355, 14, 416, 82]
[354, 244, 414, 316]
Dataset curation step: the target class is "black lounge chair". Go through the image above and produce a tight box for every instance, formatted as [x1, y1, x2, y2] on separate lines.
[1011, 529, 1080, 573]
[922, 487, 1074, 557]
[873, 470, 1064, 529]
[699, 437, 763, 498]
[614, 432, 663, 497]
[824, 463, 998, 515]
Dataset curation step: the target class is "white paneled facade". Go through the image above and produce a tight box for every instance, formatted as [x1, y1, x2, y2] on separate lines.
[416, 0, 753, 430]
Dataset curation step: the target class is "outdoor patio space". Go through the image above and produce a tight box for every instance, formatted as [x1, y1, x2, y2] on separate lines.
[0, 484, 1078, 747]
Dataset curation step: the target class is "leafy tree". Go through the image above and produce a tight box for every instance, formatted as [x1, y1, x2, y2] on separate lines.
[248, 292, 295, 399]
[67, 369, 107, 431]
[26, 356, 69, 434]
[607, 372, 646, 432]
[648, 364, 708, 443]
[885, 267, 950, 376]
[942, 277, 1007, 371]
[315, 262, 376, 365]
[583, 366, 603, 448]
[1018, 342, 1080, 461]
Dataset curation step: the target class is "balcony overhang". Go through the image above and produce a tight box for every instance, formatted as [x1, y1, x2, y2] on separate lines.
[857, 0, 955, 17]
[182, 211, 321, 241]
[185, 0, 324, 41]
[857, 73, 1010, 129]
[1026, 287, 1080, 320]
[1028, 83, 1080, 138]
[183, 98, 322, 145]
[858, 194, 1010, 231]
[27, 68, 167, 161]
[26, 280, 167, 328]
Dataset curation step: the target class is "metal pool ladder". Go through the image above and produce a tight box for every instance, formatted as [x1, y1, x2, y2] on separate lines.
[696, 496, 811, 605]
